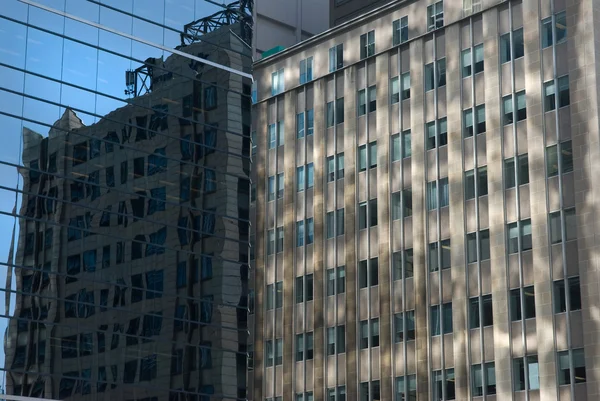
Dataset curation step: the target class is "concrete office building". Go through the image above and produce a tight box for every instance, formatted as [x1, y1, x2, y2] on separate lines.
[250, 0, 599, 400]
[1, 1, 252, 400]
[253, 0, 329, 59]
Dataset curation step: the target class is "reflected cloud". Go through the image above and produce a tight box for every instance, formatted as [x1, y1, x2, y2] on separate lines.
[98, 78, 109, 84]
[0, 48, 20, 57]
[26, 38, 42, 45]
[65, 68, 88, 78]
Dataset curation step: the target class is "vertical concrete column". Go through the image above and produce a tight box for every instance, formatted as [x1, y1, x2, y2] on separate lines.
[483, 6, 512, 400]
[313, 78, 327, 401]
[283, 90, 296, 399]
[522, 1, 558, 399]
[408, 37, 429, 400]
[375, 51, 392, 400]
[343, 65, 358, 401]
[574, 0, 600, 397]
[445, 21, 468, 400]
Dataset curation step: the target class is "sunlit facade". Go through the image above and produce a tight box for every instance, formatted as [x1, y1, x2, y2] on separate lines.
[251, 0, 599, 400]
[0, 1, 252, 400]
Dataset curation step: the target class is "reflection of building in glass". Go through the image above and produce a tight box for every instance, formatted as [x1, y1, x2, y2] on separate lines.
[3, 11, 252, 401]
[251, 0, 598, 400]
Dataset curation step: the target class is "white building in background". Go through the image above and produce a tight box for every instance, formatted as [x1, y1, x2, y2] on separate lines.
[253, 0, 329, 59]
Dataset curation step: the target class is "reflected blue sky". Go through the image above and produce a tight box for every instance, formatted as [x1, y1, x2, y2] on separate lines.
[0, 0, 227, 384]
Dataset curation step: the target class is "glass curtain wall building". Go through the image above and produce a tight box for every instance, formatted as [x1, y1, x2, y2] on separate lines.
[0, 0, 252, 400]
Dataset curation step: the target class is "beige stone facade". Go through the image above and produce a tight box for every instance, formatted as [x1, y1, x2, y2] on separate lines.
[251, 0, 600, 400]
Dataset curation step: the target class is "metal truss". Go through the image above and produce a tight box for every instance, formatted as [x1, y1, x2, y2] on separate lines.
[180, 0, 253, 47]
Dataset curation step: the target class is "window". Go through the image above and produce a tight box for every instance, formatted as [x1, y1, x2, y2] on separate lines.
[296, 334, 304, 361]
[396, 375, 417, 401]
[469, 294, 493, 328]
[327, 326, 346, 355]
[276, 173, 284, 199]
[327, 266, 346, 296]
[461, 48, 472, 78]
[326, 208, 345, 238]
[393, 16, 408, 45]
[542, 12, 567, 48]
[358, 199, 378, 229]
[500, 28, 524, 63]
[393, 249, 414, 280]
[337, 153, 345, 179]
[268, 176, 276, 201]
[544, 76, 570, 111]
[425, 59, 446, 91]
[427, 1, 444, 31]
[327, 386, 346, 401]
[557, 348, 586, 385]
[394, 310, 415, 342]
[271, 68, 284, 96]
[329, 43, 344, 72]
[306, 218, 314, 245]
[359, 381, 380, 401]
[304, 163, 313, 189]
[510, 286, 536, 321]
[265, 341, 275, 367]
[296, 166, 305, 192]
[359, 318, 380, 349]
[546, 140, 573, 177]
[391, 134, 401, 161]
[507, 219, 532, 253]
[549, 208, 577, 244]
[358, 142, 377, 171]
[296, 221, 305, 247]
[432, 369, 455, 401]
[474, 44, 484, 73]
[472, 362, 496, 396]
[461, 44, 484, 77]
[295, 274, 313, 303]
[296, 110, 314, 139]
[503, 91, 527, 125]
[431, 302, 453, 336]
[276, 226, 284, 253]
[426, 117, 447, 150]
[369, 141, 377, 168]
[391, 74, 410, 104]
[391, 189, 412, 220]
[326, 98, 344, 127]
[513, 356, 540, 390]
[464, 167, 488, 200]
[327, 156, 335, 182]
[463, 104, 486, 137]
[338, 266, 346, 294]
[272, 282, 283, 308]
[359, 257, 379, 288]
[401, 130, 411, 158]
[299, 57, 313, 84]
[466, 229, 490, 263]
[267, 229, 275, 255]
[554, 276, 582, 313]
[357, 86, 376, 115]
[297, 112, 305, 139]
[267, 121, 284, 149]
[427, 178, 449, 210]
[360, 30, 375, 59]
[504, 154, 530, 188]
[429, 239, 451, 272]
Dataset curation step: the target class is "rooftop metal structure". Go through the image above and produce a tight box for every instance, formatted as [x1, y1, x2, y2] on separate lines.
[180, 0, 253, 47]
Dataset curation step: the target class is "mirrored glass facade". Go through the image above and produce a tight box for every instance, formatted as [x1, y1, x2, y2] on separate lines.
[0, 1, 252, 399]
